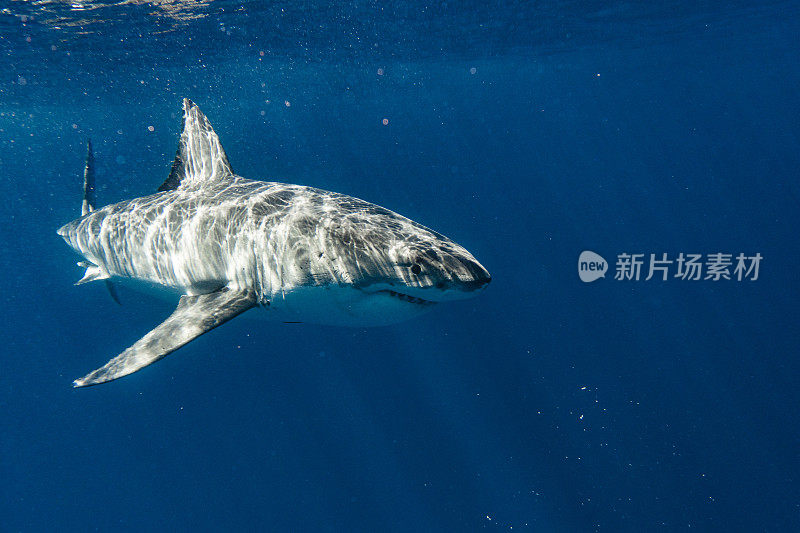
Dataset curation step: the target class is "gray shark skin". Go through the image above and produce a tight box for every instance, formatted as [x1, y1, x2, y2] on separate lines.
[59, 99, 491, 387]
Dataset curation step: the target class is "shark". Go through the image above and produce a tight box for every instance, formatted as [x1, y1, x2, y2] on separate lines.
[58, 99, 491, 387]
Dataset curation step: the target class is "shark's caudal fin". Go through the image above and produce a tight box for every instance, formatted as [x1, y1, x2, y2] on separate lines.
[81, 140, 95, 216]
[75, 142, 121, 304]
[73, 287, 257, 387]
[158, 98, 234, 192]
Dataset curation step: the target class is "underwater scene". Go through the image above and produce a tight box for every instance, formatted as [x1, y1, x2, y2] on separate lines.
[1, 1, 799, 531]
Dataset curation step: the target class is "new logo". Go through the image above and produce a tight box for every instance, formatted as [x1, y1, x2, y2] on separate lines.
[578, 251, 607, 283]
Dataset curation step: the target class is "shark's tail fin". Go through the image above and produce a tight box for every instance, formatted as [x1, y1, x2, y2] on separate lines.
[81, 140, 95, 216]
[74, 141, 122, 305]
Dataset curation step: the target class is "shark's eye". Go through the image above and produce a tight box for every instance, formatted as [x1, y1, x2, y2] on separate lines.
[411, 264, 422, 275]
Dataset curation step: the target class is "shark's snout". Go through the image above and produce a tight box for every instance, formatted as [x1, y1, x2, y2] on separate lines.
[390, 254, 490, 303]
[459, 257, 491, 292]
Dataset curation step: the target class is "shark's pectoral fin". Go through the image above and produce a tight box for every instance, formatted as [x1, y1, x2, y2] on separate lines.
[73, 287, 258, 388]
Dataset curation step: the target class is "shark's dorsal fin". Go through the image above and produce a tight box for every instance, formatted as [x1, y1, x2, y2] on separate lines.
[158, 98, 233, 192]
[81, 140, 95, 216]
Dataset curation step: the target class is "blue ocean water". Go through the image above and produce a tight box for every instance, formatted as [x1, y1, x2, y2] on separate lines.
[2, 1, 799, 530]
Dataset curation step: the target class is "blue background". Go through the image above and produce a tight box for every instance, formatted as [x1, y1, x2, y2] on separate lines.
[1, 1, 799, 531]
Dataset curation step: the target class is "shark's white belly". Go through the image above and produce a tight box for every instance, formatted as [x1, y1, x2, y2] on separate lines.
[112, 270, 433, 327]
[263, 285, 435, 327]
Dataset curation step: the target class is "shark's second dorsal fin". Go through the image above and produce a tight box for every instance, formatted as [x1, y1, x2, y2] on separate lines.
[158, 98, 233, 192]
[82, 140, 95, 216]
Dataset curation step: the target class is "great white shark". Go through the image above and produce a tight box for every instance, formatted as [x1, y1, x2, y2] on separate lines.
[59, 99, 491, 387]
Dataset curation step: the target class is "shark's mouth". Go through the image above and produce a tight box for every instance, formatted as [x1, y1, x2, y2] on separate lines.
[381, 289, 436, 306]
